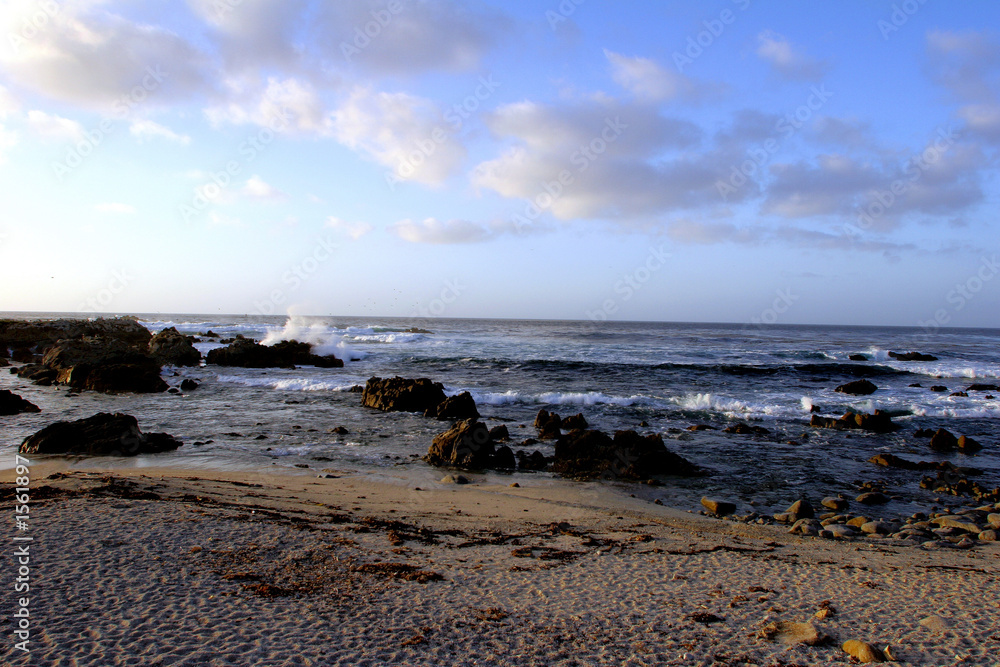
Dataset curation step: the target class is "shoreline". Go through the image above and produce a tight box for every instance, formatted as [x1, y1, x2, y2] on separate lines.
[5, 462, 1000, 666]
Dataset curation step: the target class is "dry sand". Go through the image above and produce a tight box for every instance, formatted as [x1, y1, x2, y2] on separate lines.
[4, 461, 1000, 666]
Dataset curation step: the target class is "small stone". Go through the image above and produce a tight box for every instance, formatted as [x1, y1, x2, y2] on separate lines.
[932, 516, 982, 533]
[440, 474, 470, 485]
[759, 620, 827, 646]
[847, 516, 870, 528]
[856, 492, 889, 505]
[861, 520, 895, 535]
[786, 499, 814, 519]
[957, 435, 982, 453]
[821, 497, 849, 511]
[509, 482, 520, 488]
[190, 546, 203, 554]
[842, 639, 885, 663]
[823, 524, 858, 539]
[979, 529, 998, 542]
[919, 615, 950, 633]
[701, 497, 737, 516]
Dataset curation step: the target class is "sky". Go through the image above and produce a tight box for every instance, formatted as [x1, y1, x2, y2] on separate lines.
[0, 0, 998, 328]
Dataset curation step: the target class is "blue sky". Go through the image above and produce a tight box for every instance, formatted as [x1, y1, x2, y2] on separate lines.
[1, 0, 998, 327]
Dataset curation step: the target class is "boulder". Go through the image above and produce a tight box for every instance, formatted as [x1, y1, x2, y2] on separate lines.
[835, 379, 877, 395]
[0, 390, 40, 415]
[205, 336, 342, 368]
[821, 497, 849, 511]
[786, 499, 814, 520]
[957, 435, 982, 453]
[550, 429, 699, 480]
[841, 639, 885, 663]
[849, 354, 868, 361]
[723, 422, 769, 435]
[929, 428, 958, 452]
[361, 376, 446, 414]
[967, 383, 998, 391]
[560, 413, 588, 430]
[180, 379, 200, 391]
[856, 492, 889, 505]
[516, 449, 548, 471]
[19, 412, 181, 456]
[888, 351, 938, 361]
[488, 424, 510, 442]
[148, 327, 201, 366]
[0, 316, 152, 352]
[700, 497, 736, 515]
[424, 419, 512, 470]
[534, 409, 563, 439]
[810, 410, 899, 434]
[20, 337, 167, 393]
[929, 385, 947, 392]
[430, 391, 479, 420]
[11, 348, 34, 362]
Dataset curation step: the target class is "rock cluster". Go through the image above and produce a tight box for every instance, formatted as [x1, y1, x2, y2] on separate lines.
[550, 428, 699, 481]
[533, 409, 588, 439]
[809, 409, 899, 434]
[0, 317, 151, 353]
[148, 327, 201, 366]
[424, 419, 514, 470]
[19, 412, 182, 456]
[0, 390, 40, 415]
[206, 336, 343, 368]
[17, 337, 167, 393]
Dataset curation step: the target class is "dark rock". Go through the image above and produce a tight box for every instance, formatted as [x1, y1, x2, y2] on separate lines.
[869, 453, 944, 471]
[348, 385, 364, 393]
[424, 419, 511, 470]
[11, 348, 34, 363]
[0, 316, 152, 352]
[849, 354, 868, 361]
[687, 424, 715, 431]
[429, 391, 479, 420]
[489, 424, 510, 441]
[551, 429, 699, 480]
[810, 410, 899, 434]
[0, 390, 40, 415]
[206, 336, 342, 368]
[516, 450, 548, 471]
[560, 413, 588, 431]
[701, 497, 736, 515]
[930, 428, 958, 452]
[856, 492, 888, 505]
[167, 387, 180, 394]
[362, 376, 445, 414]
[329, 426, 349, 435]
[534, 409, 563, 439]
[21, 337, 167, 393]
[914, 428, 935, 438]
[967, 383, 998, 391]
[930, 385, 947, 392]
[957, 435, 982, 453]
[950, 391, 968, 397]
[148, 327, 201, 367]
[19, 412, 181, 456]
[835, 379, 877, 395]
[180, 379, 200, 391]
[909, 383, 922, 387]
[888, 351, 938, 361]
[203, 330, 220, 338]
[0, 357, 8, 367]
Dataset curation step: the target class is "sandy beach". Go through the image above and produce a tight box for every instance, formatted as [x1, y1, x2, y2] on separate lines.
[5, 461, 999, 666]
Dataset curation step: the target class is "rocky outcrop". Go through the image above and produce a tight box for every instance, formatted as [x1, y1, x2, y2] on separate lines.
[551, 429, 699, 480]
[848, 354, 868, 361]
[362, 376, 446, 414]
[19, 412, 181, 456]
[809, 409, 899, 434]
[430, 391, 479, 420]
[723, 422, 770, 435]
[424, 419, 514, 470]
[0, 390, 40, 415]
[148, 327, 201, 366]
[929, 428, 983, 453]
[534, 408, 563, 439]
[0, 317, 151, 353]
[888, 350, 938, 361]
[18, 337, 167, 393]
[205, 336, 343, 368]
[835, 379, 877, 395]
[561, 413, 588, 430]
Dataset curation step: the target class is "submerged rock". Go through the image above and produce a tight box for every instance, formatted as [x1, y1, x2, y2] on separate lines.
[0, 390, 40, 415]
[19, 412, 181, 456]
[835, 379, 877, 395]
[888, 350, 938, 361]
[362, 376, 446, 414]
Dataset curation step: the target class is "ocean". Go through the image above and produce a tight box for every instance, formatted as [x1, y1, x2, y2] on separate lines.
[4, 313, 999, 519]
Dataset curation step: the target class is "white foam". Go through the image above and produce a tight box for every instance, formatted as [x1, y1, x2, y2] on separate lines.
[536, 391, 644, 407]
[261, 317, 367, 361]
[800, 396, 815, 412]
[215, 375, 359, 392]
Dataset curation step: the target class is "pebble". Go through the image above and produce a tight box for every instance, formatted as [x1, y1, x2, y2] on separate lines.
[979, 529, 998, 541]
[856, 492, 889, 505]
[988, 513, 1000, 530]
[821, 524, 858, 539]
[759, 620, 827, 646]
[821, 497, 849, 511]
[861, 520, 895, 535]
[842, 639, 884, 663]
[440, 474, 470, 484]
[847, 516, 870, 528]
[701, 497, 737, 515]
[919, 615, 950, 633]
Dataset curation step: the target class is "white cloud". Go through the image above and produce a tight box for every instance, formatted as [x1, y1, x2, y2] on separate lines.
[329, 86, 466, 186]
[0, 4, 208, 108]
[604, 50, 697, 101]
[26, 110, 83, 140]
[0, 85, 20, 119]
[129, 119, 191, 144]
[755, 31, 827, 80]
[389, 217, 501, 244]
[204, 76, 327, 133]
[95, 202, 136, 214]
[208, 211, 241, 226]
[187, 0, 308, 70]
[958, 103, 1000, 141]
[241, 175, 287, 200]
[326, 216, 373, 240]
